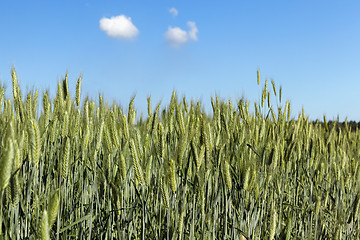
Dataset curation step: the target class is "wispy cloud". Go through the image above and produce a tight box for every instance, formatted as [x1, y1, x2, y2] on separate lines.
[187, 21, 198, 41]
[164, 21, 198, 48]
[99, 15, 139, 39]
[169, 7, 178, 17]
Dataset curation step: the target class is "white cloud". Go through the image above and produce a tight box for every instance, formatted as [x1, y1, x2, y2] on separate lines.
[169, 8, 178, 17]
[187, 21, 198, 41]
[99, 15, 139, 39]
[164, 21, 198, 48]
[165, 27, 188, 47]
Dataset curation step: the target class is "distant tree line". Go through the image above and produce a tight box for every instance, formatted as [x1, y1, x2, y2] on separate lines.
[311, 120, 360, 132]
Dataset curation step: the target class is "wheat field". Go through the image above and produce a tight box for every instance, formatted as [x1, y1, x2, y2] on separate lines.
[0, 68, 359, 239]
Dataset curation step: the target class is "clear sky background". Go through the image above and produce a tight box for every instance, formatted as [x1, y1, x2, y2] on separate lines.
[1, 0, 359, 121]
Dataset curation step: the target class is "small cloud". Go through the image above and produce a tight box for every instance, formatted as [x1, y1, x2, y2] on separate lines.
[169, 7, 178, 17]
[187, 21, 198, 41]
[99, 15, 139, 39]
[165, 26, 188, 47]
[164, 21, 198, 48]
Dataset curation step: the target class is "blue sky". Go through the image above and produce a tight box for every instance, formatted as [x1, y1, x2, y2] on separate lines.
[1, 1, 360, 121]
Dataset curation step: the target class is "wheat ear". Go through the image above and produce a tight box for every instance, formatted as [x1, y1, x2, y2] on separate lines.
[129, 139, 144, 185]
[61, 137, 70, 179]
[30, 119, 41, 166]
[0, 140, 13, 190]
[40, 210, 50, 240]
[76, 74, 82, 106]
[48, 191, 60, 227]
[224, 161, 232, 191]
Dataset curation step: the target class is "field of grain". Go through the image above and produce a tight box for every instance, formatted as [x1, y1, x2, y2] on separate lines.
[0, 68, 359, 239]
